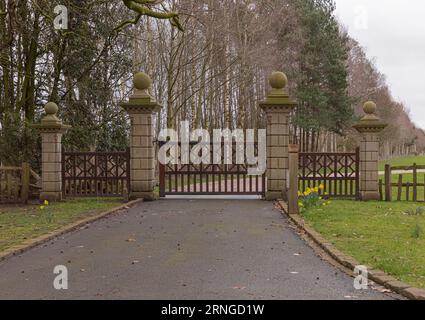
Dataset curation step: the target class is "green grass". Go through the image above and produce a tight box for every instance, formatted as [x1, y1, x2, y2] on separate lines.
[379, 155, 425, 171]
[0, 198, 123, 252]
[302, 200, 425, 289]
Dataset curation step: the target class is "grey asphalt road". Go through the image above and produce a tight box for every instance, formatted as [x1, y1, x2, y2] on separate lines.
[0, 200, 396, 300]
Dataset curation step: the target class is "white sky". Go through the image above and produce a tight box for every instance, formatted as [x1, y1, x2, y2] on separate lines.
[334, 0, 425, 129]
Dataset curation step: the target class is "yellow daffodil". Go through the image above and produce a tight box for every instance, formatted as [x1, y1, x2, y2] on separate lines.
[39, 206, 45, 210]
[298, 191, 303, 197]
[319, 184, 324, 190]
[44, 200, 49, 206]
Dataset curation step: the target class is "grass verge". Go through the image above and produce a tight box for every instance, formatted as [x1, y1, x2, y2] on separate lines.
[302, 200, 425, 289]
[0, 198, 123, 252]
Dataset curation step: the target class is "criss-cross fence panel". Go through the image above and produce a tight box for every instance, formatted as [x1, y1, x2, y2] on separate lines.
[159, 142, 266, 197]
[299, 148, 360, 199]
[62, 149, 130, 198]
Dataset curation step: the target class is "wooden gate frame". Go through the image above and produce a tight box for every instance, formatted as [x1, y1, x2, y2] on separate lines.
[158, 141, 266, 197]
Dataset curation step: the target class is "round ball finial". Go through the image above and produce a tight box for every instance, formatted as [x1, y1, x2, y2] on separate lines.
[44, 102, 58, 115]
[363, 101, 377, 115]
[134, 72, 152, 91]
[269, 72, 288, 90]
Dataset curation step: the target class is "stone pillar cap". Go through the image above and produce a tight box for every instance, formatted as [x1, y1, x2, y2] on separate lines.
[121, 72, 162, 113]
[353, 101, 387, 133]
[31, 102, 71, 133]
[260, 71, 297, 109]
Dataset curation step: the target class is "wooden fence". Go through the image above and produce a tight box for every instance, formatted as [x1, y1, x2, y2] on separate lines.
[381, 163, 425, 202]
[0, 163, 41, 204]
[62, 149, 131, 198]
[298, 148, 360, 199]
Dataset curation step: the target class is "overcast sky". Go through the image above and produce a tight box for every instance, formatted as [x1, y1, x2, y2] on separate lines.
[334, 0, 425, 129]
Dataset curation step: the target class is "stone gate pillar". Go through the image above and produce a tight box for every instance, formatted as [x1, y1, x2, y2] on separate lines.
[353, 101, 387, 201]
[260, 72, 297, 201]
[121, 72, 162, 201]
[32, 102, 71, 202]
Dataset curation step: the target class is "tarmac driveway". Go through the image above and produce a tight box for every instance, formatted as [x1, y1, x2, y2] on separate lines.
[0, 200, 396, 300]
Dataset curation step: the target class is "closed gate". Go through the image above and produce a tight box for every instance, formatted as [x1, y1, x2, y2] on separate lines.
[299, 148, 360, 199]
[158, 142, 266, 197]
[62, 149, 130, 198]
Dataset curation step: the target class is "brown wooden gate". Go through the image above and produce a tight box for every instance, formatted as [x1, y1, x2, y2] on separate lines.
[62, 149, 130, 198]
[158, 142, 266, 197]
[299, 148, 360, 199]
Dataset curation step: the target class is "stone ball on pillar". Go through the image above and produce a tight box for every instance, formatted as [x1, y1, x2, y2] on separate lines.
[44, 102, 59, 115]
[363, 101, 377, 115]
[134, 72, 152, 91]
[269, 72, 288, 89]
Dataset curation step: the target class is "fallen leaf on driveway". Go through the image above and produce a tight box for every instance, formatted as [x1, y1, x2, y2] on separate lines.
[232, 286, 247, 290]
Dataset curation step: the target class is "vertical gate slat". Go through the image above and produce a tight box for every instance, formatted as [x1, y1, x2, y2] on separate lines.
[344, 155, 348, 196]
[200, 163, 203, 193]
[333, 154, 338, 198]
[83, 154, 87, 196]
[356, 147, 360, 199]
[62, 148, 66, 198]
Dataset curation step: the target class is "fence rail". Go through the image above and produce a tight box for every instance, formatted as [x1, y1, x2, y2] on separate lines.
[382, 163, 425, 202]
[62, 149, 131, 198]
[0, 163, 40, 204]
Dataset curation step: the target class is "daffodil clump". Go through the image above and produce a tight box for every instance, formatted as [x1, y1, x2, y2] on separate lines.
[39, 200, 55, 223]
[39, 200, 49, 210]
[298, 184, 331, 211]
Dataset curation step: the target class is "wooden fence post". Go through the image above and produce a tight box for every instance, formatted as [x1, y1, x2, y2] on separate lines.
[21, 162, 30, 204]
[384, 164, 392, 201]
[413, 163, 417, 202]
[288, 144, 299, 215]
